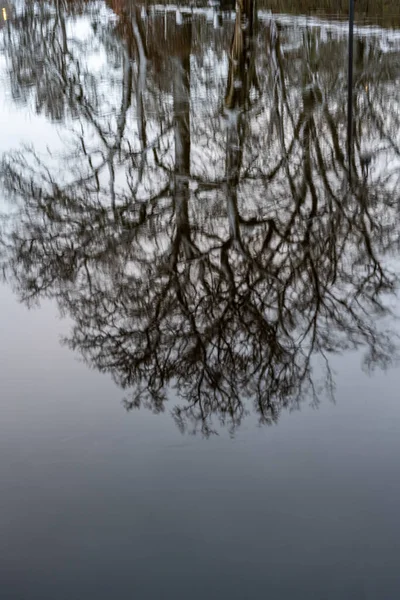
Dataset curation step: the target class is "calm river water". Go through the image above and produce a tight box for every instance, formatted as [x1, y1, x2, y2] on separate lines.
[1, 1, 400, 598]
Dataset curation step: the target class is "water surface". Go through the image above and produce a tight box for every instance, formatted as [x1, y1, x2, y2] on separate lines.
[1, 1, 400, 597]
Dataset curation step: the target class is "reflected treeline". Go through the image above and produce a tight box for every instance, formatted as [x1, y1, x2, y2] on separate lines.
[252, 0, 400, 28]
[1, 0, 400, 434]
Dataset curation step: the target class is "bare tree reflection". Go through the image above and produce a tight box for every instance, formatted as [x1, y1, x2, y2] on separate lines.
[1, 0, 400, 435]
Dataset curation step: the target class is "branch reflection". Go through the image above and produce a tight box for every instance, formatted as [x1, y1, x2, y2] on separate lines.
[1, 0, 400, 434]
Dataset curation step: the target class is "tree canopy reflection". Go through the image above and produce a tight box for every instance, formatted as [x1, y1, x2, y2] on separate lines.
[1, 0, 400, 434]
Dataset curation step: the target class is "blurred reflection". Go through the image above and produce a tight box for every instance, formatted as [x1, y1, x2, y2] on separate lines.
[1, 0, 400, 434]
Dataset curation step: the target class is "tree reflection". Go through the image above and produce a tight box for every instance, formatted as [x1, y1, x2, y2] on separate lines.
[1, 0, 400, 434]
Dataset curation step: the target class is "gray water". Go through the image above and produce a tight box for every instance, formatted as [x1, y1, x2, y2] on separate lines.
[1, 1, 400, 598]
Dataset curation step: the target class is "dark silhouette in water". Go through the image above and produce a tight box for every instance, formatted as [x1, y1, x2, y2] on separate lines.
[1, 0, 400, 434]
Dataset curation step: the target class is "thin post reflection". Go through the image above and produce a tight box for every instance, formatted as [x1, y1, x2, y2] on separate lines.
[347, 0, 355, 170]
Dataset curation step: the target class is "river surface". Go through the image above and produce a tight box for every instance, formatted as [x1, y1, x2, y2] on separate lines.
[1, 1, 400, 598]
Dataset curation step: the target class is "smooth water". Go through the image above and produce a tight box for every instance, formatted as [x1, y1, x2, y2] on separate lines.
[1, 1, 400, 598]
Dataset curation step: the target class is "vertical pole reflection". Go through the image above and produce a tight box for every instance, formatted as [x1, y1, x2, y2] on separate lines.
[347, 0, 355, 169]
